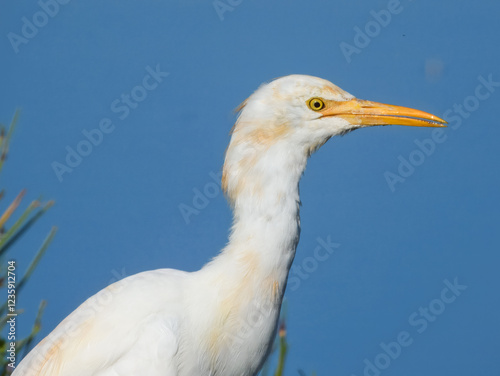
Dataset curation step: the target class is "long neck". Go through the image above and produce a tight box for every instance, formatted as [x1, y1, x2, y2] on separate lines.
[214, 141, 307, 286]
[199, 138, 307, 318]
[191, 131, 309, 375]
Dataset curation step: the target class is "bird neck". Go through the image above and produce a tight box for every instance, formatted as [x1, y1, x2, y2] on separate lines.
[192, 137, 308, 375]
[210, 141, 308, 293]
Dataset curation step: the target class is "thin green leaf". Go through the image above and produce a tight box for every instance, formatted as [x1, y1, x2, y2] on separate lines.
[0, 309, 24, 332]
[17, 226, 57, 292]
[0, 110, 20, 176]
[0, 200, 54, 257]
[18, 300, 46, 359]
[0, 190, 26, 229]
[0, 226, 56, 315]
[274, 320, 288, 376]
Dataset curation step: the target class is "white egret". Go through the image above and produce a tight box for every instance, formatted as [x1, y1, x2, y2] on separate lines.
[14, 75, 446, 376]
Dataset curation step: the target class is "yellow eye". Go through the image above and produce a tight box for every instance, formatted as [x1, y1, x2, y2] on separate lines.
[308, 98, 325, 111]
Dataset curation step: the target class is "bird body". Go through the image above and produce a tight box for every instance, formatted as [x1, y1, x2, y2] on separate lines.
[14, 75, 445, 376]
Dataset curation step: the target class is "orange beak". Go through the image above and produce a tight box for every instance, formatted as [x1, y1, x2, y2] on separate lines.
[320, 99, 447, 128]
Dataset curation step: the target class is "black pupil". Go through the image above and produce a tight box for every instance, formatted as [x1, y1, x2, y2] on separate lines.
[314, 101, 321, 108]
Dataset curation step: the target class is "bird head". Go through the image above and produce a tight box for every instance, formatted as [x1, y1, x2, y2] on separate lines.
[230, 75, 446, 155]
[222, 75, 446, 205]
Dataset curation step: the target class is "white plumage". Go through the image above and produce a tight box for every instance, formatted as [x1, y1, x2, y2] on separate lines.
[14, 75, 445, 376]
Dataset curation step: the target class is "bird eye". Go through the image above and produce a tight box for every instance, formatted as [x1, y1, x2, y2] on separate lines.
[307, 98, 325, 111]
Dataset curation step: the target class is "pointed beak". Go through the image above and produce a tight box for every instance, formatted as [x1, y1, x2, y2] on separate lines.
[321, 99, 447, 128]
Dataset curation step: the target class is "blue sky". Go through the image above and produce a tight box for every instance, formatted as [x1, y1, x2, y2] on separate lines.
[2, 0, 500, 375]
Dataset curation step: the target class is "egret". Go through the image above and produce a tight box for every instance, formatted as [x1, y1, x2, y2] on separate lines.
[15, 75, 446, 376]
